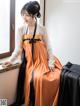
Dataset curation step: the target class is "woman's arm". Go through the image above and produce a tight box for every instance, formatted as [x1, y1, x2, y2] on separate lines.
[8, 28, 23, 63]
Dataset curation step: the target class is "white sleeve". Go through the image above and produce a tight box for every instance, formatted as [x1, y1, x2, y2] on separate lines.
[8, 28, 23, 63]
[42, 27, 55, 68]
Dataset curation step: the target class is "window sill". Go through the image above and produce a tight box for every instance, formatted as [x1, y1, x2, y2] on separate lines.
[0, 63, 20, 73]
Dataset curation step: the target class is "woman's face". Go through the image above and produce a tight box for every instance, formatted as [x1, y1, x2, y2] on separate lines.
[22, 10, 34, 24]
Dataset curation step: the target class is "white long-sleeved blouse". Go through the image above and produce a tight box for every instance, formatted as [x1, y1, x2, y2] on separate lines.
[9, 24, 54, 68]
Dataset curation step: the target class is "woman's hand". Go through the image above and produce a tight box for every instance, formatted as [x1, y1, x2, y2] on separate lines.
[49, 63, 55, 71]
[2, 61, 12, 68]
[49, 67, 54, 70]
[49, 66, 54, 71]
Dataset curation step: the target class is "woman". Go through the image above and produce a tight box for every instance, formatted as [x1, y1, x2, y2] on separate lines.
[3, 1, 62, 106]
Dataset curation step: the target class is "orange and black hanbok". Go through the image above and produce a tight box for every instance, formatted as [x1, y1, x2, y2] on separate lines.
[11, 22, 62, 106]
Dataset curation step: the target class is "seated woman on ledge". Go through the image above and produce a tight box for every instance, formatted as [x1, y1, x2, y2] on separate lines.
[3, 1, 62, 106]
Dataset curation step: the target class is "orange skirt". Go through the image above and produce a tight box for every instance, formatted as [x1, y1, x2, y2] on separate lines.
[23, 40, 62, 106]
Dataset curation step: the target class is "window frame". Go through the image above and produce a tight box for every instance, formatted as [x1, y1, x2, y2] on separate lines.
[0, 0, 15, 59]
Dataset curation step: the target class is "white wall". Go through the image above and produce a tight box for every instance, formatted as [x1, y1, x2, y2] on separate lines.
[45, 0, 80, 65]
[0, 68, 19, 105]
